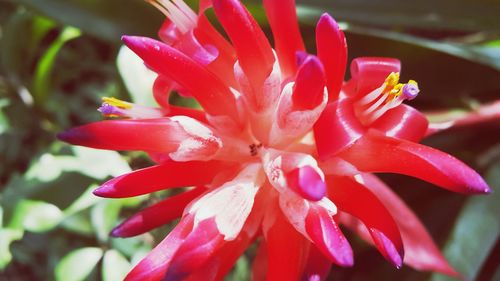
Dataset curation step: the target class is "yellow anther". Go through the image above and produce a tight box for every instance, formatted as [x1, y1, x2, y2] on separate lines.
[407, 80, 418, 86]
[384, 72, 400, 88]
[102, 97, 132, 109]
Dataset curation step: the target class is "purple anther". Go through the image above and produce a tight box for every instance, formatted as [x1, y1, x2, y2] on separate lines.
[98, 103, 123, 116]
[402, 83, 419, 100]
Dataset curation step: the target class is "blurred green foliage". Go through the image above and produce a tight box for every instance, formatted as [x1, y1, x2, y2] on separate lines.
[0, 0, 499, 280]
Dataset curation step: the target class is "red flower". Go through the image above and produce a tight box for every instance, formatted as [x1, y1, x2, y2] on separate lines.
[58, 0, 491, 280]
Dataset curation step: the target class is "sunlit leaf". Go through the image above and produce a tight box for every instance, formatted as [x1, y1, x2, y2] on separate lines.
[0, 228, 24, 270]
[8, 199, 63, 232]
[102, 249, 131, 281]
[116, 45, 157, 106]
[63, 185, 102, 216]
[55, 247, 103, 281]
[91, 201, 122, 242]
[32, 26, 81, 104]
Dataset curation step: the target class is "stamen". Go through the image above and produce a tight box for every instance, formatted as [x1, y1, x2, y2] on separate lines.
[98, 97, 165, 119]
[355, 72, 419, 125]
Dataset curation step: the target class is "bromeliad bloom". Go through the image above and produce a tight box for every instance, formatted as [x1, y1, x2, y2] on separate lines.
[58, 0, 491, 280]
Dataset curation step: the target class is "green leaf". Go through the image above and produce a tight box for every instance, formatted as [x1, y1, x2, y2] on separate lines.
[60, 212, 94, 235]
[430, 164, 500, 281]
[18, 0, 163, 43]
[116, 45, 157, 106]
[102, 249, 131, 281]
[0, 228, 24, 270]
[296, 0, 500, 32]
[32, 26, 81, 104]
[55, 247, 103, 281]
[91, 201, 122, 242]
[63, 185, 102, 217]
[8, 200, 63, 232]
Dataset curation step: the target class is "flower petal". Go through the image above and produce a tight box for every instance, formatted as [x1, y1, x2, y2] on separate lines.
[292, 55, 327, 110]
[57, 118, 185, 152]
[359, 173, 460, 276]
[314, 99, 366, 161]
[122, 36, 239, 120]
[349, 57, 401, 99]
[94, 160, 230, 198]
[316, 13, 347, 101]
[212, 0, 275, 89]
[328, 176, 404, 268]
[124, 214, 195, 281]
[111, 187, 206, 237]
[262, 207, 309, 280]
[301, 242, 332, 281]
[263, 0, 304, 77]
[305, 205, 354, 266]
[339, 130, 491, 194]
[371, 104, 429, 142]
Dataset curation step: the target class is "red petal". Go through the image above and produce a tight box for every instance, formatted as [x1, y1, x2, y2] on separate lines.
[301, 242, 332, 281]
[212, 0, 275, 89]
[292, 55, 326, 110]
[122, 36, 238, 119]
[264, 208, 309, 280]
[94, 160, 230, 198]
[316, 13, 347, 101]
[152, 75, 172, 108]
[125, 214, 195, 281]
[251, 241, 268, 281]
[371, 104, 429, 142]
[57, 118, 184, 152]
[349, 57, 400, 99]
[111, 187, 206, 237]
[305, 205, 354, 266]
[314, 99, 366, 161]
[328, 176, 404, 267]
[263, 0, 305, 77]
[339, 130, 491, 194]
[163, 217, 225, 281]
[360, 173, 460, 276]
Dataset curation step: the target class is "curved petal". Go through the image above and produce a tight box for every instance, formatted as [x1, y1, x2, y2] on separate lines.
[122, 36, 239, 120]
[251, 241, 268, 281]
[316, 13, 347, 101]
[125, 214, 195, 281]
[371, 104, 429, 142]
[349, 57, 401, 99]
[314, 99, 366, 161]
[111, 187, 206, 237]
[262, 207, 309, 280]
[301, 242, 332, 281]
[327, 176, 404, 267]
[57, 118, 185, 152]
[305, 205, 354, 266]
[359, 174, 460, 276]
[339, 130, 491, 194]
[212, 0, 274, 89]
[263, 0, 304, 77]
[94, 160, 231, 198]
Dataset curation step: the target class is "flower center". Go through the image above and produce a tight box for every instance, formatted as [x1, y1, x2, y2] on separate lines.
[354, 72, 419, 125]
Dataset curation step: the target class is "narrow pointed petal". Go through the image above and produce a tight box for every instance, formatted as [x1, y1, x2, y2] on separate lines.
[349, 57, 400, 99]
[292, 56, 326, 110]
[94, 160, 230, 198]
[163, 218, 225, 281]
[263, 208, 309, 280]
[251, 241, 268, 281]
[111, 187, 206, 237]
[301, 243, 332, 281]
[122, 36, 239, 120]
[125, 214, 195, 281]
[152, 75, 172, 108]
[305, 205, 353, 266]
[359, 174, 460, 276]
[316, 13, 347, 101]
[263, 0, 305, 77]
[371, 104, 428, 142]
[57, 118, 185, 152]
[339, 130, 491, 194]
[314, 99, 366, 161]
[212, 0, 275, 88]
[328, 176, 404, 268]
